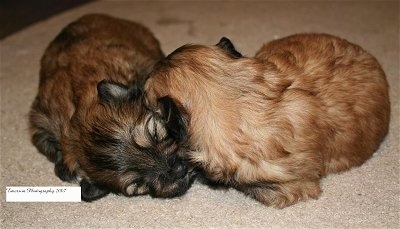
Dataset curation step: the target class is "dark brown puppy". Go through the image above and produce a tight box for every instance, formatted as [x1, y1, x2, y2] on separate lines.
[29, 14, 192, 201]
[145, 34, 390, 208]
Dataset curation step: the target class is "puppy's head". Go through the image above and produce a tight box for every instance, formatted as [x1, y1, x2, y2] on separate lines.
[145, 37, 245, 105]
[141, 37, 245, 183]
[66, 80, 194, 201]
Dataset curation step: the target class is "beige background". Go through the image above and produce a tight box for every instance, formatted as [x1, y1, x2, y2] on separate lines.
[1, 1, 399, 228]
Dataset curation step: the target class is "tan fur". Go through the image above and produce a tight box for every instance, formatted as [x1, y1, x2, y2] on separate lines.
[145, 34, 390, 208]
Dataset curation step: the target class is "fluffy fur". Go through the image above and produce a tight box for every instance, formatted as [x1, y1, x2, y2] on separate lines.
[144, 34, 390, 208]
[29, 14, 193, 201]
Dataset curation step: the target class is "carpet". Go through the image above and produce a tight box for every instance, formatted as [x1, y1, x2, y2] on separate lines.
[1, 1, 399, 228]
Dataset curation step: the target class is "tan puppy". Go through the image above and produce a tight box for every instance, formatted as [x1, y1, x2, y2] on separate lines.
[29, 14, 192, 201]
[145, 34, 390, 208]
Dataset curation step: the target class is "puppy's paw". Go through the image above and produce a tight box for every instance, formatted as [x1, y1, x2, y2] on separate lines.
[125, 183, 149, 196]
[80, 179, 110, 202]
[54, 151, 77, 182]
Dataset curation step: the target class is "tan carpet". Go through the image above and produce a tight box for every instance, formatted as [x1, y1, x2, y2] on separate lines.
[1, 1, 399, 228]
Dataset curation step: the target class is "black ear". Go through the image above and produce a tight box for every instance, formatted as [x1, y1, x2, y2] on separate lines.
[97, 80, 143, 103]
[157, 96, 188, 142]
[216, 37, 242, 58]
[98, 80, 129, 103]
[80, 179, 110, 202]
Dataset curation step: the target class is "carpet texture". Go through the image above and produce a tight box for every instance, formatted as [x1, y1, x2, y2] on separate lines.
[1, 1, 399, 228]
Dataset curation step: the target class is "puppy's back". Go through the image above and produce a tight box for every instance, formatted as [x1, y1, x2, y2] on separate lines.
[41, 14, 163, 86]
[255, 33, 390, 173]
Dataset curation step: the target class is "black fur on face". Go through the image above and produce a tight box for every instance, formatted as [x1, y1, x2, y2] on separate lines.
[69, 81, 194, 201]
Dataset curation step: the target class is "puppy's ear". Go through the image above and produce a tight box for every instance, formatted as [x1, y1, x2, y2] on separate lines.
[98, 80, 129, 103]
[80, 179, 110, 202]
[157, 96, 188, 142]
[97, 80, 142, 103]
[216, 37, 242, 58]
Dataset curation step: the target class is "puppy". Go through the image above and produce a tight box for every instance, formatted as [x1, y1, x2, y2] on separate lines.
[29, 14, 193, 201]
[144, 34, 390, 208]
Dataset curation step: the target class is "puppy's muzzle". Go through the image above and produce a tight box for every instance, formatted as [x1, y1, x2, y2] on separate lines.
[148, 160, 196, 198]
[167, 160, 188, 180]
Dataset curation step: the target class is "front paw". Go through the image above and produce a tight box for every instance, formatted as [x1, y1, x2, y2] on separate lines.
[54, 161, 77, 182]
[54, 151, 76, 182]
[80, 179, 110, 202]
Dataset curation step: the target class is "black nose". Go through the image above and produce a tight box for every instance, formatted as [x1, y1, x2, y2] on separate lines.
[169, 162, 188, 180]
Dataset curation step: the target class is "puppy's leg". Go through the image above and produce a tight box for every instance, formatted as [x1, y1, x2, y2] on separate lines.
[31, 127, 76, 182]
[29, 103, 76, 181]
[30, 122, 60, 163]
[239, 180, 321, 208]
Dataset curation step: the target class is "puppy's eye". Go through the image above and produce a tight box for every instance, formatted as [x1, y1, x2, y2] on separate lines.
[146, 116, 167, 142]
[152, 118, 159, 141]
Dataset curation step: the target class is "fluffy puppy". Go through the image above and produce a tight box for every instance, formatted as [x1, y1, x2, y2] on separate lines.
[29, 14, 193, 201]
[144, 34, 390, 208]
